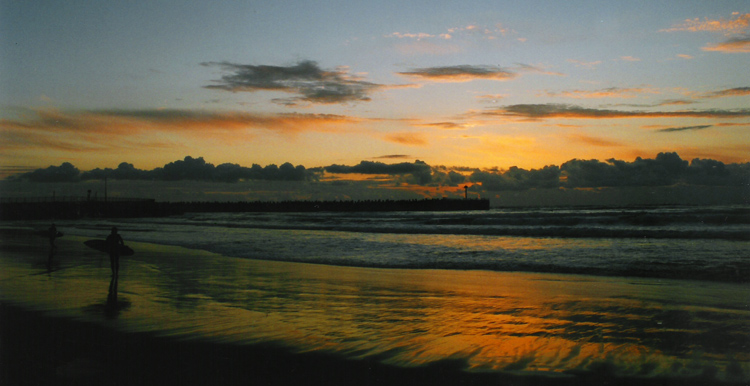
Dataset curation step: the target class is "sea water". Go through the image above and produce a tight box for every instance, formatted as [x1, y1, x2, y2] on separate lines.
[4, 205, 750, 383]
[55, 205, 749, 282]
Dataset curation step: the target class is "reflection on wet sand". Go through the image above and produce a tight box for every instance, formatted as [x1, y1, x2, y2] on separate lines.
[83, 275, 131, 319]
[0, 233, 748, 383]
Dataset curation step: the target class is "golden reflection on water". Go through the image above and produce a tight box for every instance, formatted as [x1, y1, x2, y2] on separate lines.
[1, 234, 748, 380]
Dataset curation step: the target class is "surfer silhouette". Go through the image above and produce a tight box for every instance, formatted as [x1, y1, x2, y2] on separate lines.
[106, 227, 124, 276]
[47, 224, 60, 268]
[48, 224, 59, 248]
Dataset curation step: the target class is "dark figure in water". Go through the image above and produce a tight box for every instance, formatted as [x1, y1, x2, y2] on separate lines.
[106, 227, 124, 276]
[47, 224, 59, 268]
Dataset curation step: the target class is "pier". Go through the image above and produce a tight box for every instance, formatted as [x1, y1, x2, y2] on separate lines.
[0, 197, 171, 220]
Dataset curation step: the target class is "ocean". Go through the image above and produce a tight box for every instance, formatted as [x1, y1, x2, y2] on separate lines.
[56, 205, 750, 282]
[1, 205, 749, 384]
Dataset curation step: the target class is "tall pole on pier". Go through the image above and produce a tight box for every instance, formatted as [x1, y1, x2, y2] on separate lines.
[464, 185, 468, 199]
[104, 177, 108, 203]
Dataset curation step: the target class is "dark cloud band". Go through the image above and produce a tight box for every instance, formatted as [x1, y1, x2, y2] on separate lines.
[11, 153, 750, 191]
[202, 61, 382, 105]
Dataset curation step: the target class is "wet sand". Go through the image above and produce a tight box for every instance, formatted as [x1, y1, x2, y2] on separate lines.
[1, 229, 748, 385]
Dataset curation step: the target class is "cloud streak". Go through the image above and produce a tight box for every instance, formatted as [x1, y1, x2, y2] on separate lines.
[397, 65, 517, 82]
[657, 125, 712, 133]
[202, 60, 385, 105]
[482, 104, 750, 120]
[699, 87, 750, 98]
[545, 87, 658, 99]
[0, 109, 365, 153]
[396, 63, 562, 83]
[387, 23, 508, 41]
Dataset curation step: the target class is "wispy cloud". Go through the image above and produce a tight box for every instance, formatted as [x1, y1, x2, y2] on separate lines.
[448, 24, 509, 39]
[545, 87, 658, 99]
[384, 133, 429, 146]
[415, 121, 470, 130]
[371, 154, 411, 160]
[677, 54, 694, 59]
[699, 86, 750, 98]
[201, 60, 386, 105]
[715, 122, 750, 127]
[481, 104, 750, 120]
[387, 23, 508, 41]
[658, 99, 698, 106]
[386, 32, 448, 40]
[657, 125, 712, 133]
[476, 94, 507, 103]
[392, 40, 463, 55]
[619, 56, 641, 62]
[567, 59, 602, 70]
[566, 133, 624, 147]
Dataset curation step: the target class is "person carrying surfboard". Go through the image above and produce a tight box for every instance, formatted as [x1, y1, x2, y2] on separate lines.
[106, 227, 125, 276]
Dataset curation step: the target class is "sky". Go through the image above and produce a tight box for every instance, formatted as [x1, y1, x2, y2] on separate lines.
[1, 1, 749, 202]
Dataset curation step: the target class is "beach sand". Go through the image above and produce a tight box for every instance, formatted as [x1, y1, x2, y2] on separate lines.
[1, 228, 748, 385]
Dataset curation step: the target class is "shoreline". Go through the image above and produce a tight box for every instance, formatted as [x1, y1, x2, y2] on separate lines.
[1, 229, 748, 385]
[3, 303, 742, 386]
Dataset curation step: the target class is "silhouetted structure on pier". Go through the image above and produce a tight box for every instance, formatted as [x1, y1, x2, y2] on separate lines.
[0, 197, 489, 220]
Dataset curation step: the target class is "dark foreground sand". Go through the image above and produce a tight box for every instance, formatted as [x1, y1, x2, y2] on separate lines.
[4, 303, 742, 386]
[1, 228, 747, 386]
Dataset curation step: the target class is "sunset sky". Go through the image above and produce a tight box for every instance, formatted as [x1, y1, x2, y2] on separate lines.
[1, 1, 749, 181]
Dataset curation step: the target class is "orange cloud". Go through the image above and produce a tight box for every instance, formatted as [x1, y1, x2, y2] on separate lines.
[2, 108, 361, 134]
[384, 133, 429, 146]
[0, 109, 365, 154]
[702, 35, 750, 53]
[715, 122, 750, 127]
[393, 40, 463, 56]
[660, 13, 750, 34]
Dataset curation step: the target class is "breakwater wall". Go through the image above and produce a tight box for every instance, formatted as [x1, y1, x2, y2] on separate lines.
[0, 198, 490, 220]
[170, 198, 490, 214]
[0, 198, 172, 220]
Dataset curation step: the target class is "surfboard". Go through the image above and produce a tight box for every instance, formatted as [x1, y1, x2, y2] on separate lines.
[84, 239, 135, 256]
